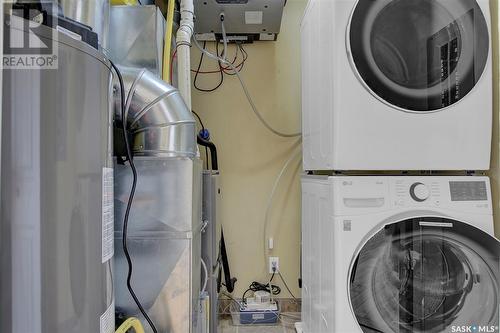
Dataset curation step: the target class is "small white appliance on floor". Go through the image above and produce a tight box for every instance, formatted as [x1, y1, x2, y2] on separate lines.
[301, 0, 492, 171]
[301, 176, 499, 333]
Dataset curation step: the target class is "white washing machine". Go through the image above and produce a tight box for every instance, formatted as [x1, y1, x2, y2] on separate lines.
[301, 0, 492, 171]
[301, 175, 499, 333]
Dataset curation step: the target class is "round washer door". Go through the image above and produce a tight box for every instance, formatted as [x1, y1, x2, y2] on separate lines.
[348, 0, 489, 112]
[349, 217, 499, 333]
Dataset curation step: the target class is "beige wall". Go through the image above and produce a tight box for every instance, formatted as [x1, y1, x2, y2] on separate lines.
[192, 0, 307, 297]
[192, 0, 500, 298]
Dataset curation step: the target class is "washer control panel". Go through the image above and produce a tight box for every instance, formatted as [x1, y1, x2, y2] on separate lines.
[409, 182, 430, 202]
[332, 176, 492, 215]
[392, 177, 490, 211]
[395, 179, 442, 206]
[449, 181, 488, 201]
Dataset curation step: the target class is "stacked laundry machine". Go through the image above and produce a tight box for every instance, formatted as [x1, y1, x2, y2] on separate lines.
[300, 0, 499, 332]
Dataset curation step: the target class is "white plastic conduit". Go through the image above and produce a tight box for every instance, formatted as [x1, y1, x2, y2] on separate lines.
[176, 0, 194, 109]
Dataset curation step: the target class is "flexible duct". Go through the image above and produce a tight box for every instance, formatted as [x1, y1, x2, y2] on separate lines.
[115, 67, 197, 158]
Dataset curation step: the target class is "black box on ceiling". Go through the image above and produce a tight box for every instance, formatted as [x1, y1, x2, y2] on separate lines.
[194, 0, 286, 43]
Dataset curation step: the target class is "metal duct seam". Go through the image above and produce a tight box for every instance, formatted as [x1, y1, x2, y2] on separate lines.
[115, 67, 197, 158]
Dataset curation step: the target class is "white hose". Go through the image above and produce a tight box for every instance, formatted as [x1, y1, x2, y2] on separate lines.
[262, 144, 302, 271]
[200, 258, 208, 294]
[192, 22, 302, 138]
[220, 14, 228, 61]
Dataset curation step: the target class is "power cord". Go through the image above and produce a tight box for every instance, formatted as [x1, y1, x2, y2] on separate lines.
[242, 273, 281, 304]
[191, 110, 210, 168]
[194, 41, 224, 92]
[277, 271, 297, 300]
[110, 61, 159, 333]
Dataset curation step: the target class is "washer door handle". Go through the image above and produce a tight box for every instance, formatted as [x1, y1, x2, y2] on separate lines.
[419, 221, 454, 228]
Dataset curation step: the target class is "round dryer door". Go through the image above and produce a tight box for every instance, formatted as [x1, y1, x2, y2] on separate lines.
[348, 0, 489, 112]
[349, 217, 499, 333]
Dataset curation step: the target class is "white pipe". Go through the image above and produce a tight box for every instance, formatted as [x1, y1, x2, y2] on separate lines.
[176, 0, 194, 109]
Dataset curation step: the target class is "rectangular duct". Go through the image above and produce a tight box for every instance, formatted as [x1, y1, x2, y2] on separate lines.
[108, 6, 167, 78]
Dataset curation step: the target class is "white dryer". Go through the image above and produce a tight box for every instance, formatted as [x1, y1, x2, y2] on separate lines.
[301, 0, 492, 171]
[301, 176, 499, 333]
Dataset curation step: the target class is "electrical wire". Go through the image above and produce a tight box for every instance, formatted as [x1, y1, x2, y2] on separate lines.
[268, 269, 275, 304]
[110, 61, 158, 333]
[192, 43, 245, 74]
[222, 44, 247, 76]
[241, 274, 281, 304]
[193, 41, 224, 92]
[192, 21, 302, 138]
[278, 271, 297, 300]
[219, 40, 238, 74]
[192, 110, 210, 169]
[170, 48, 178, 84]
[192, 110, 205, 129]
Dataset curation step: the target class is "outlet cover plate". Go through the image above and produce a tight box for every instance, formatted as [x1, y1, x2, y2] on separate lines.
[269, 256, 279, 274]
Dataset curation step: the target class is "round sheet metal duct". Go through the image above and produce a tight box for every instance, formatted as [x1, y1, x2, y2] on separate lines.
[114, 67, 197, 159]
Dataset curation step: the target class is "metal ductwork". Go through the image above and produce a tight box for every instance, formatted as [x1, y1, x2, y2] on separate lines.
[114, 67, 197, 159]
[113, 66, 201, 333]
[58, 0, 110, 48]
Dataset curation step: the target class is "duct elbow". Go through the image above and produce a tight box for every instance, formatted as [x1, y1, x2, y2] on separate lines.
[114, 67, 197, 158]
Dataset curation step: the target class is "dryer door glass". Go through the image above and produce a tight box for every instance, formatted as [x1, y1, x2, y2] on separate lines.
[349, 217, 499, 333]
[349, 0, 489, 112]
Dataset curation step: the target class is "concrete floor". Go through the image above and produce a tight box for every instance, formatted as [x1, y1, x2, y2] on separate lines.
[218, 313, 300, 333]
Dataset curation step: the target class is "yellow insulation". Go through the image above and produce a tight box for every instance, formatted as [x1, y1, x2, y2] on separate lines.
[110, 0, 139, 5]
[115, 317, 145, 333]
[163, 0, 176, 82]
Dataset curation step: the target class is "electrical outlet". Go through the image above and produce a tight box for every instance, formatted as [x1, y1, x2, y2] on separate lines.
[269, 256, 279, 274]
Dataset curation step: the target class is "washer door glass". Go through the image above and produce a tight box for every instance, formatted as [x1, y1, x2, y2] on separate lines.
[349, 217, 499, 333]
[349, 0, 489, 112]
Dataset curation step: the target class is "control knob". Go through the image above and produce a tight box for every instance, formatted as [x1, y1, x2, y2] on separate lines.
[410, 182, 430, 202]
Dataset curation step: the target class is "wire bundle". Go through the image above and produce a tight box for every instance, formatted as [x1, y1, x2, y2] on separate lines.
[242, 273, 281, 303]
[193, 41, 248, 92]
[192, 20, 302, 138]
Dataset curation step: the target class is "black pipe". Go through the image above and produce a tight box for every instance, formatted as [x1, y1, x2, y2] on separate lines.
[197, 134, 218, 171]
